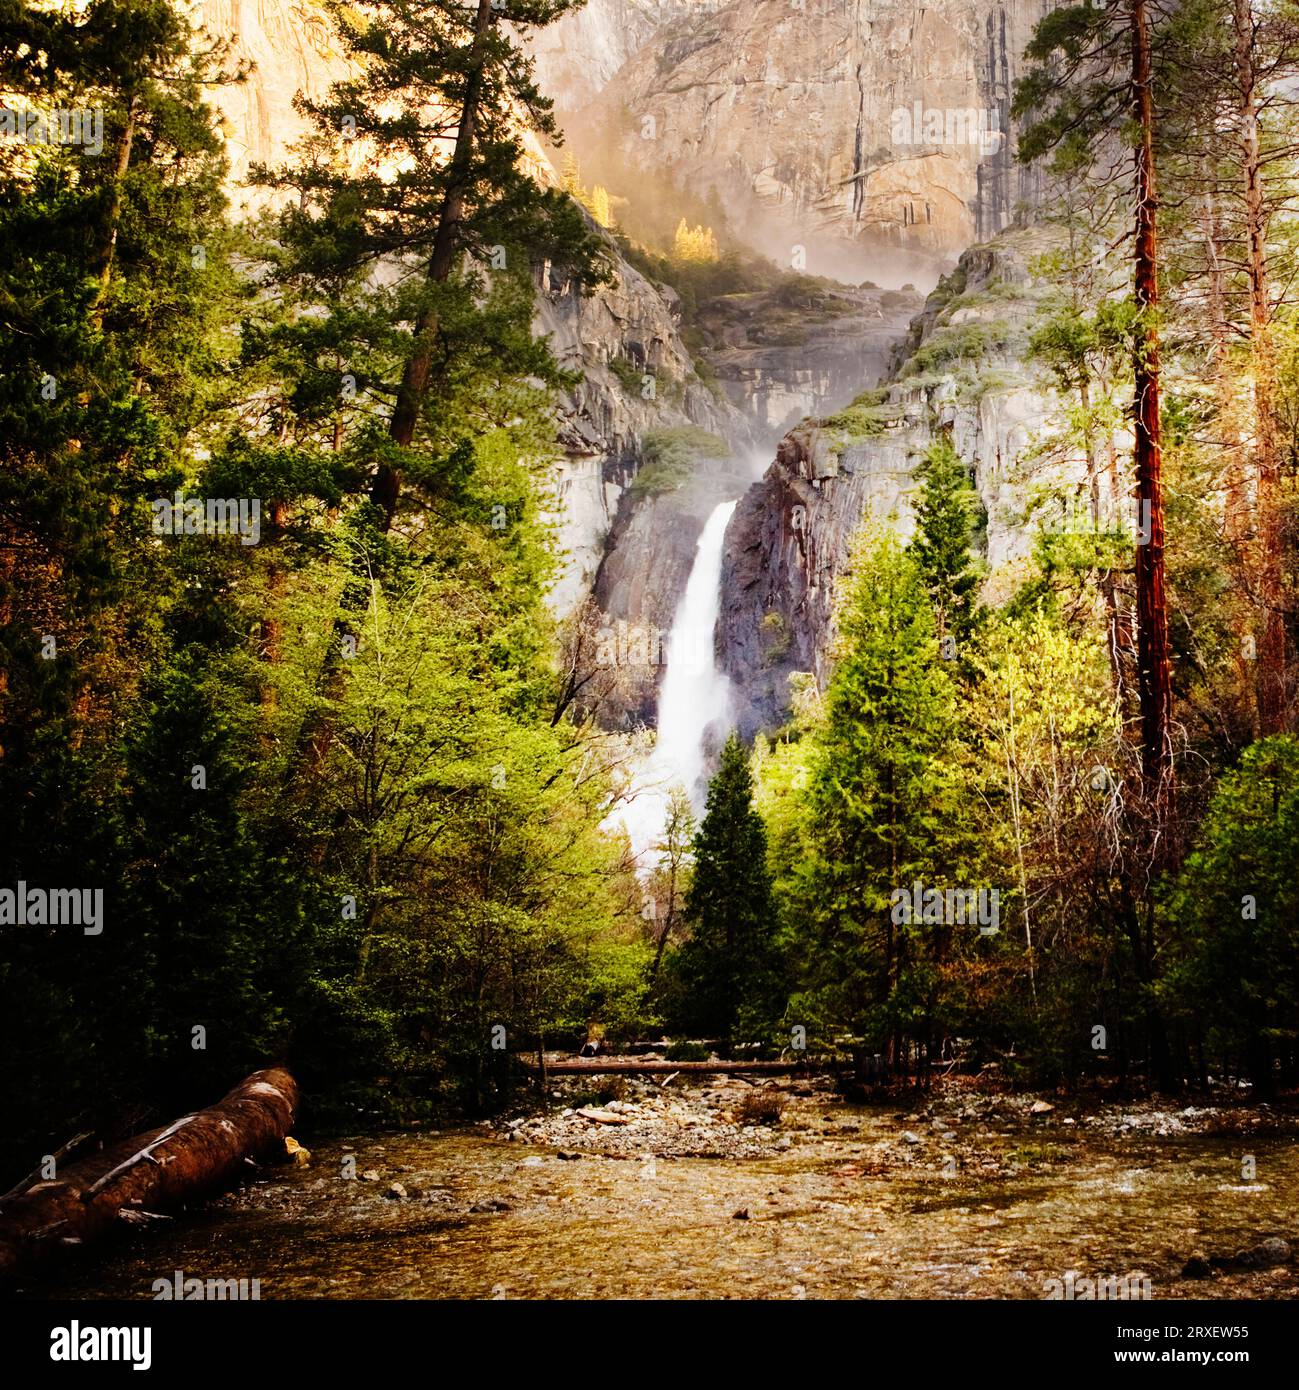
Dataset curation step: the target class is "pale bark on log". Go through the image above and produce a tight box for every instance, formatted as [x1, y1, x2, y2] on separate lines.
[0, 1068, 298, 1277]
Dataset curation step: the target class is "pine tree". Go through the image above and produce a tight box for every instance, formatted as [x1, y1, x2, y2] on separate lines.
[259, 0, 608, 526]
[589, 184, 613, 228]
[559, 151, 582, 197]
[672, 218, 719, 262]
[911, 434, 983, 650]
[1165, 736, 1299, 1096]
[0, 0, 254, 1165]
[798, 527, 963, 1069]
[1016, 0, 1175, 791]
[666, 735, 782, 1043]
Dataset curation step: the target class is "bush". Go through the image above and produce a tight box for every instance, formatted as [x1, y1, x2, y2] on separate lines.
[823, 388, 897, 444]
[608, 355, 647, 394]
[628, 426, 730, 499]
[592, 1074, 628, 1104]
[737, 1087, 787, 1125]
[665, 1039, 711, 1061]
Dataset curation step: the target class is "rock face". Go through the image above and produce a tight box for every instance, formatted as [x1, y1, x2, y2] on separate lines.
[198, 0, 754, 619]
[528, 0, 715, 99]
[535, 247, 754, 614]
[198, 0, 347, 202]
[551, 0, 1048, 278]
[578, 279, 926, 724]
[700, 283, 923, 441]
[719, 225, 1087, 736]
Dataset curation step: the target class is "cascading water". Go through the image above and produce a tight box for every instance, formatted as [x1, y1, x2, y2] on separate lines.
[616, 498, 738, 865]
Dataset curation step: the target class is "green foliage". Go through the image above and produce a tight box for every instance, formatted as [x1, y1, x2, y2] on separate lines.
[628, 426, 730, 498]
[1163, 738, 1299, 1091]
[908, 321, 1012, 376]
[910, 435, 985, 647]
[661, 735, 784, 1044]
[823, 388, 897, 443]
[609, 355, 648, 395]
[783, 528, 966, 1053]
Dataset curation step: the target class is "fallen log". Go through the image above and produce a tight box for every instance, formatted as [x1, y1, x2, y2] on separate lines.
[0, 1067, 298, 1277]
[519, 1058, 824, 1075]
[575, 1106, 633, 1124]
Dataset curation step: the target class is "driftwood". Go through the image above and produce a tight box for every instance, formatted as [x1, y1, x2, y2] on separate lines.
[0, 1068, 298, 1277]
[521, 1058, 819, 1075]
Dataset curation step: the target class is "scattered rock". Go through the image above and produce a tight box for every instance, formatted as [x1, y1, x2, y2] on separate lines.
[900, 1131, 923, 1146]
[576, 1106, 633, 1126]
[360, 1169, 382, 1183]
[1252, 1237, 1291, 1267]
[556, 1151, 581, 1161]
[1181, 1254, 1213, 1279]
[284, 1136, 311, 1168]
[733, 1208, 749, 1220]
[384, 1182, 406, 1200]
[1029, 1101, 1054, 1116]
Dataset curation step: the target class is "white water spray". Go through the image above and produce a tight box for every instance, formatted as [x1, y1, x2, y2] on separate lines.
[615, 498, 738, 865]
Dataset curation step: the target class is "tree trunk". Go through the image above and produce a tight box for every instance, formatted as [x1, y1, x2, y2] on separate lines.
[1234, 0, 1288, 734]
[1131, 0, 1174, 794]
[0, 1069, 298, 1277]
[88, 96, 138, 331]
[377, 0, 497, 524]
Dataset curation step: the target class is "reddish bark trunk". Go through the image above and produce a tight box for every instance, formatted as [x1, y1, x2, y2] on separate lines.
[0, 1069, 298, 1277]
[1131, 0, 1174, 791]
[1234, 0, 1288, 734]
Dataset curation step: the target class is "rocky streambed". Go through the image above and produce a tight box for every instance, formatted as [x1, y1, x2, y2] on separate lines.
[20, 1076, 1299, 1301]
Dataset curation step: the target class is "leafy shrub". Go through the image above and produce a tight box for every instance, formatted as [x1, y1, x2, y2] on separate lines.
[628, 426, 730, 499]
[609, 356, 647, 394]
[737, 1087, 787, 1124]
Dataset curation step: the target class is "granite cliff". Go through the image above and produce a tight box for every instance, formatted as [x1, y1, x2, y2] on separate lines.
[718, 225, 1086, 736]
[543, 0, 1048, 280]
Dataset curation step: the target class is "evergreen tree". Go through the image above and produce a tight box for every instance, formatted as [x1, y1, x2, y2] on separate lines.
[1015, 0, 1175, 789]
[795, 527, 964, 1069]
[1163, 735, 1299, 1096]
[258, 0, 608, 526]
[910, 434, 983, 650]
[665, 735, 782, 1043]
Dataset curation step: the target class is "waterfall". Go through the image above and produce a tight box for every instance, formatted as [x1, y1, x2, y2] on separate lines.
[616, 498, 738, 865]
